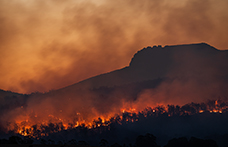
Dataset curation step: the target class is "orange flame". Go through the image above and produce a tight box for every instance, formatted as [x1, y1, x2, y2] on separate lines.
[5, 99, 228, 138]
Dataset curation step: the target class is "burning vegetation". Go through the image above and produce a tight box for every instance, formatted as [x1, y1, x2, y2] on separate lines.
[4, 99, 228, 138]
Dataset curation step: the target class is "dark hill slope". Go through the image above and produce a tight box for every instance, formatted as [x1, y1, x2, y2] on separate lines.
[0, 90, 27, 115]
[58, 43, 228, 93]
[1, 43, 228, 116]
[1, 43, 228, 138]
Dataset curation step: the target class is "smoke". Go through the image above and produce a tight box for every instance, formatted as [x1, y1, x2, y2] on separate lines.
[0, 0, 228, 134]
[1, 43, 228, 132]
[133, 45, 228, 109]
[0, 0, 228, 93]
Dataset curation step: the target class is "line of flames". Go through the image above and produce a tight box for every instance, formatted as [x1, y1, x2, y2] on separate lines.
[6, 100, 228, 138]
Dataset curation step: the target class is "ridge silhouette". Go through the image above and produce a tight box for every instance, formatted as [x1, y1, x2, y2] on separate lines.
[57, 42, 228, 93]
[1, 43, 228, 147]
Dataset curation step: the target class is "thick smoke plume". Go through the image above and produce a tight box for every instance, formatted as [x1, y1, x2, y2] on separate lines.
[0, 0, 228, 140]
[1, 43, 228, 135]
[0, 0, 228, 93]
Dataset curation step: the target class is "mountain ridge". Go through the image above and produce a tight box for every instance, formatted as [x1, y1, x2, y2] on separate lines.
[1, 42, 228, 132]
[58, 42, 227, 92]
[1, 42, 228, 96]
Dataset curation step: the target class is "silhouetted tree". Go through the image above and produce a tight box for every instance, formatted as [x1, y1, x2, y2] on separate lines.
[8, 136, 23, 144]
[48, 139, 55, 145]
[23, 136, 34, 144]
[164, 137, 188, 147]
[40, 139, 47, 145]
[67, 139, 77, 145]
[189, 137, 218, 147]
[99, 139, 109, 146]
[0, 139, 9, 144]
[168, 105, 175, 116]
[111, 143, 122, 147]
[135, 133, 159, 147]
[57, 141, 63, 145]
[181, 104, 196, 115]
[78, 140, 89, 146]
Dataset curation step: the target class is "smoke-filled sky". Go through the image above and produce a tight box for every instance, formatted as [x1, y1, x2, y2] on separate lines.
[0, 0, 228, 94]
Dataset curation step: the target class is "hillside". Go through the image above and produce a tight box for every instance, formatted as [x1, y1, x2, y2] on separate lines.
[1, 43, 228, 146]
[57, 43, 228, 92]
[1, 42, 228, 112]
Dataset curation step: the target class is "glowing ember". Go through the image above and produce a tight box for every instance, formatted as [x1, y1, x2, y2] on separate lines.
[199, 110, 204, 113]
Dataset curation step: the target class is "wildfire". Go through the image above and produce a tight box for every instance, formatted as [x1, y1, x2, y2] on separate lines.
[199, 110, 204, 113]
[5, 99, 228, 138]
[121, 108, 136, 113]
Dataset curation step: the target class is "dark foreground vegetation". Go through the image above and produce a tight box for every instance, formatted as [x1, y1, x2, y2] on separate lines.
[1, 100, 228, 147]
[0, 133, 221, 147]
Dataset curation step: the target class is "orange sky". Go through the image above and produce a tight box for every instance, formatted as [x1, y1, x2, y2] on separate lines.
[0, 0, 228, 94]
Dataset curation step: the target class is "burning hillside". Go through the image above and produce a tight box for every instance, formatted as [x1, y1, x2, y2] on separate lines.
[4, 99, 228, 139]
[1, 43, 228, 146]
